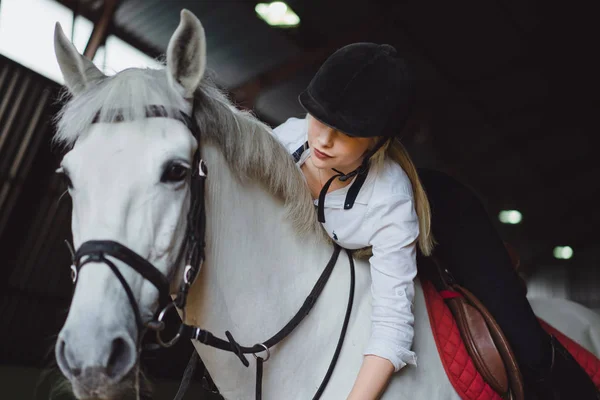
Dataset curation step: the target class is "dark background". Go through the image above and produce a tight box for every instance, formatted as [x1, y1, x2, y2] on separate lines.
[0, 0, 597, 398]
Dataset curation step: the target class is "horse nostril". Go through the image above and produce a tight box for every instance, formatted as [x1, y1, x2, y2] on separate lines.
[56, 338, 81, 378]
[106, 337, 134, 379]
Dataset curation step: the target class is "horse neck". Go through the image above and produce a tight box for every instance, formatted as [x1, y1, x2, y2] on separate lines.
[185, 141, 333, 341]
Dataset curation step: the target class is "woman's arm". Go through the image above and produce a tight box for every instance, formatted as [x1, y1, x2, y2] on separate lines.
[348, 194, 419, 397]
[364, 194, 419, 369]
[347, 355, 394, 400]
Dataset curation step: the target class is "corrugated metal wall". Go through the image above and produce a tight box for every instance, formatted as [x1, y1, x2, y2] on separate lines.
[0, 54, 72, 368]
[0, 56, 57, 238]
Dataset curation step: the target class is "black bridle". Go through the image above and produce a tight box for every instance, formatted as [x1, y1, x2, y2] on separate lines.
[71, 104, 207, 349]
[67, 103, 355, 400]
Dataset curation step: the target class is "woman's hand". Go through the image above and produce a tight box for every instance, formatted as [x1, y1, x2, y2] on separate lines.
[347, 355, 394, 400]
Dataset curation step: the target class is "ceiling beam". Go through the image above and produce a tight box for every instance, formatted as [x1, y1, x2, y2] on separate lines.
[83, 0, 122, 60]
[55, 0, 164, 60]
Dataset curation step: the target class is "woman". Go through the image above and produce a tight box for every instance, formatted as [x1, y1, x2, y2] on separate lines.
[272, 42, 598, 399]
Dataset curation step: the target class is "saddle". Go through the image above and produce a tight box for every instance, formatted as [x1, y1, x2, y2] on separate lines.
[419, 247, 525, 400]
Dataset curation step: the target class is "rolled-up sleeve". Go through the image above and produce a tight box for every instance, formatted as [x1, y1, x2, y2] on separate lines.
[363, 194, 419, 372]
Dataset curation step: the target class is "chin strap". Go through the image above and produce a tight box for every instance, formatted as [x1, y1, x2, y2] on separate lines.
[317, 164, 368, 223]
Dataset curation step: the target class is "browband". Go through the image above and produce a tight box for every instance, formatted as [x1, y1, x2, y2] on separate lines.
[91, 104, 195, 132]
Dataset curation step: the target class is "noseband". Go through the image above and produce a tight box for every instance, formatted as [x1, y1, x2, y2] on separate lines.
[66, 103, 355, 400]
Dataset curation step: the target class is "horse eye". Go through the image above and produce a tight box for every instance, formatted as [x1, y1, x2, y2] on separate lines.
[162, 163, 189, 183]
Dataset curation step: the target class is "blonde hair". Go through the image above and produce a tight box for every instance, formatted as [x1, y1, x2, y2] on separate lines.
[369, 138, 435, 256]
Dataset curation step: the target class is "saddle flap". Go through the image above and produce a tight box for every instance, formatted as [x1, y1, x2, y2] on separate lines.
[418, 254, 525, 399]
[454, 285, 525, 400]
[447, 296, 509, 394]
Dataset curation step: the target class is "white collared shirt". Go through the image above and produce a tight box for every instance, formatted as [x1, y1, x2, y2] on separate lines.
[273, 117, 418, 371]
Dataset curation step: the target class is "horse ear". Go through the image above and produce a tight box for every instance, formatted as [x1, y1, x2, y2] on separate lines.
[166, 9, 206, 99]
[54, 22, 106, 95]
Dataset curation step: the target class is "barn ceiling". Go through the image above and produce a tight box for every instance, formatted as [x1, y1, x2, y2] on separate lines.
[0, 0, 597, 397]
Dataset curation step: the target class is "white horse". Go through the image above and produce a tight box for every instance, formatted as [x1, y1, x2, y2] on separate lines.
[51, 9, 600, 400]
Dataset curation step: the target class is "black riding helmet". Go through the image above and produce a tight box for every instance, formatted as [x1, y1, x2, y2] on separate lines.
[297, 42, 416, 223]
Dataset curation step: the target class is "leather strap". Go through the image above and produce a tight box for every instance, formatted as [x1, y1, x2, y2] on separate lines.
[74, 240, 171, 302]
[179, 244, 356, 400]
[453, 285, 525, 400]
[182, 244, 343, 358]
[290, 141, 370, 222]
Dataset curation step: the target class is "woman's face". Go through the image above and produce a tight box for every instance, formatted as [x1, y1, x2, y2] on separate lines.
[307, 115, 372, 173]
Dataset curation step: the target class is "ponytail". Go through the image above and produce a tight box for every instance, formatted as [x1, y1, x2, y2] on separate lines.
[370, 138, 435, 256]
[388, 140, 434, 255]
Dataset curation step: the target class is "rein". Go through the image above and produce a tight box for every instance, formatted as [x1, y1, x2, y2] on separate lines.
[67, 104, 356, 400]
[179, 244, 355, 400]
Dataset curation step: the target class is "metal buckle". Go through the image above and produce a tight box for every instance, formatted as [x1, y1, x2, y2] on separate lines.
[183, 264, 195, 286]
[252, 343, 270, 362]
[198, 159, 207, 177]
[70, 265, 78, 283]
[154, 302, 186, 348]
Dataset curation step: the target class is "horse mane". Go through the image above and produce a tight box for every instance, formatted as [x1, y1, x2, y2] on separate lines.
[53, 67, 324, 238]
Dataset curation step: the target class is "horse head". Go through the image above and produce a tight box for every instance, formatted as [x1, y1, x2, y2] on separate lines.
[53, 9, 207, 399]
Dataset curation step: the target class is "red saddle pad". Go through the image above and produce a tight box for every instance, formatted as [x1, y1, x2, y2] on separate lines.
[423, 280, 502, 400]
[422, 280, 600, 400]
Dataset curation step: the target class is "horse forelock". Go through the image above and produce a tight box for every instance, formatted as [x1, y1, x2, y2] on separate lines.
[53, 67, 188, 147]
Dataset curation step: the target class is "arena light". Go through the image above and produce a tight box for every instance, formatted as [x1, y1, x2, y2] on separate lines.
[498, 210, 522, 225]
[553, 246, 574, 260]
[255, 2, 300, 27]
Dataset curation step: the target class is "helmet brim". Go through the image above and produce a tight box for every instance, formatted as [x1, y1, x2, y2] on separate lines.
[298, 89, 369, 138]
